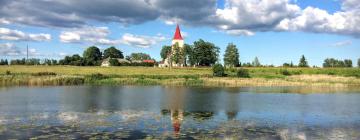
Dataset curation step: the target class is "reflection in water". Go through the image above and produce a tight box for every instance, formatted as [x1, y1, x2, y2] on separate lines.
[0, 86, 359, 139]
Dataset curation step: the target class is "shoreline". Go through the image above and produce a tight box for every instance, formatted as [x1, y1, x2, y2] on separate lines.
[0, 66, 359, 87]
[1, 74, 359, 87]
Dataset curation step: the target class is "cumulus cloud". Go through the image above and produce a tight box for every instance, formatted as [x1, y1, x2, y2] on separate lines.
[1, 0, 360, 38]
[0, 28, 51, 41]
[59, 26, 167, 48]
[215, 0, 300, 31]
[275, 6, 360, 37]
[0, 43, 39, 56]
[120, 33, 167, 48]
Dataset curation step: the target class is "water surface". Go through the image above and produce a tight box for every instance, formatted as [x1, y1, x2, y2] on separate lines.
[0, 86, 359, 139]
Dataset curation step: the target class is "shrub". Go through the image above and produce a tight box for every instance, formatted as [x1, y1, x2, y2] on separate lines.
[236, 68, 250, 78]
[109, 58, 120, 66]
[32, 72, 57, 76]
[280, 69, 291, 76]
[5, 70, 11, 75]
[212, 64, 225, 77]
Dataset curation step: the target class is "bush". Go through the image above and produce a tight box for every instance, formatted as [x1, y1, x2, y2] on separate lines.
[109, 58, 120, 66]
[212, 64, 225, 77]
[236, 68, 250, 78]
[5, 70, 11, 75]
[32, 72, 57, 76]
[280, 69, 291, 76]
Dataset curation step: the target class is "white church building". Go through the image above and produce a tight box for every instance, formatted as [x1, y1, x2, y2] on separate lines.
[159, 25, 185, 67]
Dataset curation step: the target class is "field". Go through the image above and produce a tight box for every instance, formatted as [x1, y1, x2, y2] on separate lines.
[0, 65, 360, 87]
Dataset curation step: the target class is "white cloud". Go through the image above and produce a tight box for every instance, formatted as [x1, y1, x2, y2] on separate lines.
[0, 18, 10, 24]
[330, 40, 352, 47]
[0, 28, 51, 41]
[120, 33, 167, 48]
[59, 26, 115, 45]
[0, 43, 39, 56]
[59, 26, 167, 48]
[275, 2, 360, 37]
[215, 0, 301, 35]
[0, 43, 21, 56]
[224, 29, 255, 36]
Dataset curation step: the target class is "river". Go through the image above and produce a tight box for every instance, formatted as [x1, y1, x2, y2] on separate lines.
[0, 86, 359, 139]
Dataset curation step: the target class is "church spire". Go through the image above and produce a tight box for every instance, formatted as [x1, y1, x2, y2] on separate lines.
[173, 24, 183, 40]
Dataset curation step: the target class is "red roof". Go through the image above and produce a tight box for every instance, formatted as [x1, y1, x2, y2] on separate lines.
[173, 24, 183, 40]
[143, 60, 155, 63]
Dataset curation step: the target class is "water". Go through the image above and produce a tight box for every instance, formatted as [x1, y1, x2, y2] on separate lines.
[0, 86, 360, 139]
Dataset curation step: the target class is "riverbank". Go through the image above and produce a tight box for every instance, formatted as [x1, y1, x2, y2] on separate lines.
[0, 66, 359, 87]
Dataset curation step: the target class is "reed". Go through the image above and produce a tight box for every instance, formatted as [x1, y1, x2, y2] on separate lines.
[0, 66, 359, 87]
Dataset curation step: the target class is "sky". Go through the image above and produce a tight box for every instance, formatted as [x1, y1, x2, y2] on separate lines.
[0, 0, 359, 66]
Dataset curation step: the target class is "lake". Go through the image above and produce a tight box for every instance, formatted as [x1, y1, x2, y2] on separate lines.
[0, 86, 360, 139]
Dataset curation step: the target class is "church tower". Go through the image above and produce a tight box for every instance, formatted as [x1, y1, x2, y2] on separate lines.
[172, 24, 184, 48]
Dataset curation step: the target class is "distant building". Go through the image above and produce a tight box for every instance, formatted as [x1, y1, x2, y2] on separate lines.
[159, 24, 184, 67]
[101, 57, 155, 67]
[101, 57, 130, 67]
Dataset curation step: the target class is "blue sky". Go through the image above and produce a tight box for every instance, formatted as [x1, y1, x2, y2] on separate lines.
[0, 0, 359, 66]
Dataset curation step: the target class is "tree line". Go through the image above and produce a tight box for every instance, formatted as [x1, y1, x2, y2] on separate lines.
[161, 39, 359, 68]
[0, 46, 154, 66]
[0, 39, 359, 68]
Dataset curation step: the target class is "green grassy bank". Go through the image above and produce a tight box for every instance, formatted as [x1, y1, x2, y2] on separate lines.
[0, 66, 360, 87]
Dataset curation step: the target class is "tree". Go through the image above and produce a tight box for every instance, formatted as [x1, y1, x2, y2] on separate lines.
[358, 58, 360, 67]
[298, 55, 309, 67]
[212, 63, 225, 77]
[344, 59, 352, 67]
[160, 45, 172, 60]
[171, 43, 184, 65]
[83, 46, 102, 66]
[109, 58, 120, 66]
[192, 39, 219, 66]
[323, 58, 352, 67]
[183, 44, 195, 66]
[252, 57, 261, 67]
[103, 46, 123, 59]
[129, 53, 151, 61]
[223, 43, 239, 67]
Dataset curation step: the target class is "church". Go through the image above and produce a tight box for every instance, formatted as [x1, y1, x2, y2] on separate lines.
[159, 25, 185, 67]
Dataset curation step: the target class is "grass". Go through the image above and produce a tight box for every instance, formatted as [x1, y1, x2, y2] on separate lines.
[0, 65, 359, 87]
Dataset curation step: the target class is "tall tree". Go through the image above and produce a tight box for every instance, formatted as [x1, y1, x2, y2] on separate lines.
[160, 45, 172, 60]
[103, 46, 123, 59]
[183, 44, 195, 66]
[192, 39, 220, 66]
[252, 57, 261, 67]
[83, 46, 102, 65]
[344, 59, 352, 67]
[129, 53, 151, 61]
[358, 58, 360, 67]
[223, 43, 239, 67]
[298, 55, 309, 67]
[171, 43, 184, 65]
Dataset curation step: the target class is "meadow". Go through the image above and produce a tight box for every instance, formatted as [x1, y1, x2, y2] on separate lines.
[0, 65, 359, 87]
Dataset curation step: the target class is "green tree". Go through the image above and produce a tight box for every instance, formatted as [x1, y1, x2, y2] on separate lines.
[109, 58, 120, 66]
[344, 59, 352, 67]
[83, 46, 102, 66]
[192, 39, 219, 66]
[252, 57, 261, 67]
[358, 58, 360, 67]
[183, 44, 195, 66]
[212, 63, 225, 77]
[129, 53, 151, 61]
[298, 55, 309, 67]
[223, 43, 239, 67]
[103, 46, 123, 59]
[160, 45, 172, 60]
[171, 43, 184, 65]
